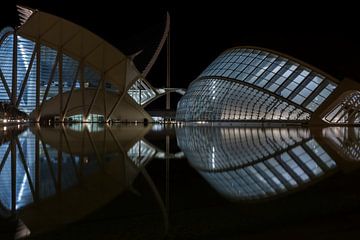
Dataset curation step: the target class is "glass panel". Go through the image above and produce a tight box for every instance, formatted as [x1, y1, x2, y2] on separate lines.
[0, 34, 13, 104]
[176, 78, 310, 122]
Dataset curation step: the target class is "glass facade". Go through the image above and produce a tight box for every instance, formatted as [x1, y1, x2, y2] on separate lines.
[0, 31, 149, 116]
[177, 47, 339, 122]
[0, 30, 14, 105]
[177, 78, 310, 121]
[127, 79, 157, 105]
[176, 127, 336, 200]
[1, 34, 78, 113]
[67, 114, 105, 123]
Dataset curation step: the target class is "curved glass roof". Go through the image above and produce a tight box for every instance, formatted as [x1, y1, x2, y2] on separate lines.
[177, 78, 310, 121]
[199, 47, 338, 112]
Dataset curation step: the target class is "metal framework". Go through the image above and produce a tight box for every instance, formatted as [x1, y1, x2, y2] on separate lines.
[323, 91, 360, 124]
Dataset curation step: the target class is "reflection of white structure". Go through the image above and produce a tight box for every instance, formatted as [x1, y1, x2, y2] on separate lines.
[176, 127, 337, 200]
[127, 140, 157, 167]
[0, 125, 151, 213]
[0, 125, 172, 236]
[127, 138, 184, 167]
[0, 125, 178, 236]
[176, 47, 360, 124]
[0, 6, 180, 122]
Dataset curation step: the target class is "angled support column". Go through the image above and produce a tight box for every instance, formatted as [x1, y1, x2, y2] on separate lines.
[16, 46, 37, 107]
[85, 126, 103, 167]
[84, 74, 104, 120]
[35, 134, 40, 201]
[11, 32, 18, 106]
[62, 62, 82, 120]
[36, 53, 59, 121]
[0, 68, 11, 99]
[106, 91, 125, 121]
[36, 40, 41, 120]
[0, 144, 11, 172]
[57, 133, 62, 193]
[166, 30, 171, 110]
[59, 50, 63, 121]
[81, 64, 85, 121]
[61, 125, 81, 181]
[139, 80, 142, 105]
[40, 140, 57, 190]
[102, 79, 107, 120]
[16, 137, 35, 197]
[107, 76, 140, 122]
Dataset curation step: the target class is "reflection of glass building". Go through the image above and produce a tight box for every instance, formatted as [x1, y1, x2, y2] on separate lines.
[176, 127, 338, 200]
[0, 130, 83, 210]
[176, 47, 360, 124]
[0, 125, 171, 238]
[0, 125, 150, 212]
[0, 6, 174, 122]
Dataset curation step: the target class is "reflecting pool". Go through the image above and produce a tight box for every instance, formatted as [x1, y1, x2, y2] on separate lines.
[1, 124, 360, 239]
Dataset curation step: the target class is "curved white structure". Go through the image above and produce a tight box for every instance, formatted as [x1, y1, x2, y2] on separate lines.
[0, 6, 171, 122]
[176, 47, 360, 124]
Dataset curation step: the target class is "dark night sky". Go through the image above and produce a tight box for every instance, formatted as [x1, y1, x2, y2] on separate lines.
[1, 1, 359, 109]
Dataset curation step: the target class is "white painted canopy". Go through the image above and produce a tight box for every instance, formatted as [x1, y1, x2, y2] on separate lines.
[16, 5, 139, 93]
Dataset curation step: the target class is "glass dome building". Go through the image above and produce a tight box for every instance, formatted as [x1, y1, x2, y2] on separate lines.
[176, 47, 360, 125]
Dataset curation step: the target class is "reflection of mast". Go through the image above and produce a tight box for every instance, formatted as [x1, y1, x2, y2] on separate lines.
[141, 168, 169, 236]
[107, 126, 169, 235]
[165, 135, 170, 215]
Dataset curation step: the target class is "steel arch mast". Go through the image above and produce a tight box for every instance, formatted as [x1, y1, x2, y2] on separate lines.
[166, 22, 171, 111]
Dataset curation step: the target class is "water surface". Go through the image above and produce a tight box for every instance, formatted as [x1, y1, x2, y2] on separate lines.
[1, 124, 360, 239]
